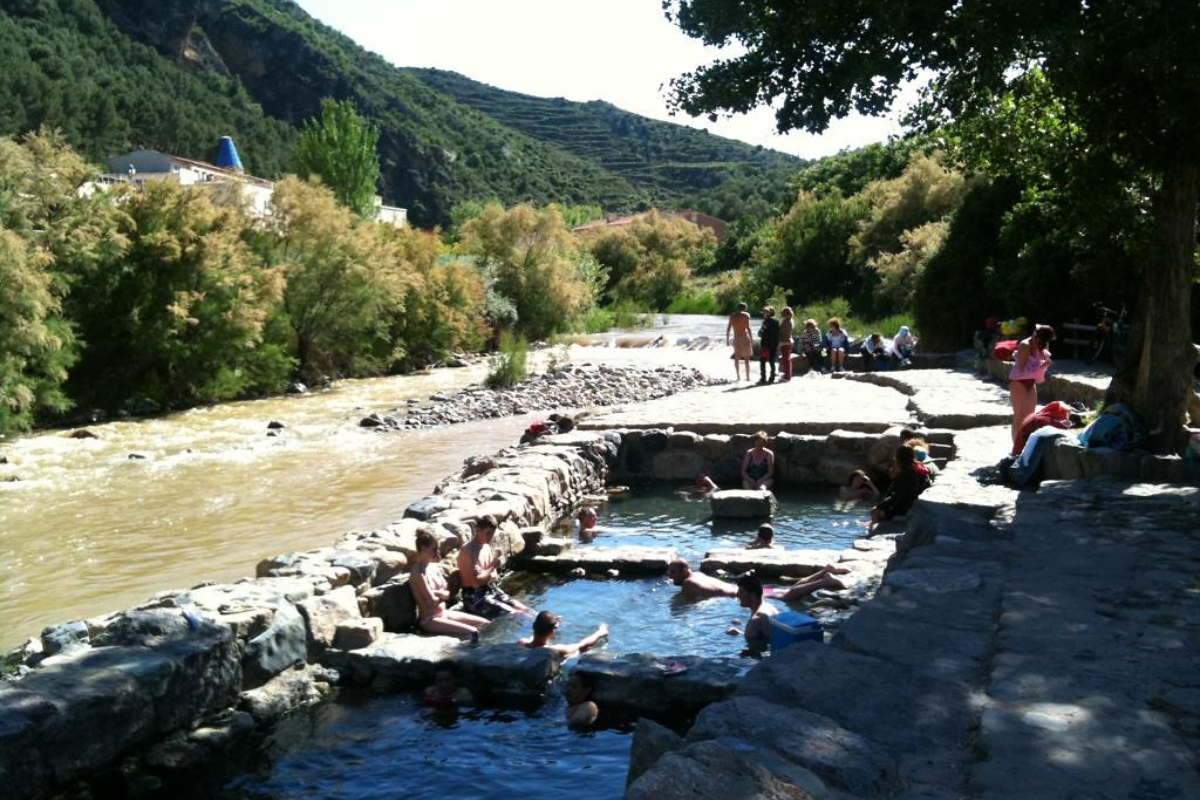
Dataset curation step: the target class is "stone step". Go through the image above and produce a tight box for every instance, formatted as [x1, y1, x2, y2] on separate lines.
[576, 651, 754, 719]
[522, 545, 679, 575]
[701, 547, 848, 581]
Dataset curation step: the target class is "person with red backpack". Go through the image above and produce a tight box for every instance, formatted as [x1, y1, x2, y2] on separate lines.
[1008, 325, 1056, 452]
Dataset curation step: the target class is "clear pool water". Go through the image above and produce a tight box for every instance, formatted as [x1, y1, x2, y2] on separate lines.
[225, 692, 633, 800]
[573, 484, 868, 559]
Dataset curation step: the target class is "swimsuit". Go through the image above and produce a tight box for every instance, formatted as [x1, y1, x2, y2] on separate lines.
[415, 563, 448, 625]
[746, 452, 770, 481]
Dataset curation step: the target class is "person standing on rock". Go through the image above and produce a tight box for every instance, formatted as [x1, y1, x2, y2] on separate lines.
[757, 306, 781, 384]
[458, 515, 533, 619]
[726, 302, 754, 381]
[412, 528, 491, 639]
[667, 559, 738, 599]
[1008, 324, 1056, 452]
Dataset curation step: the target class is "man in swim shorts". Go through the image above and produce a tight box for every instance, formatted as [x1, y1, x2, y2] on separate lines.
[458, 515, 534, 618]
[726, 302, 754, 381]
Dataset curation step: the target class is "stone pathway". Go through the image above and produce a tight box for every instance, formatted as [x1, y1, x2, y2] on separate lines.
[626, 393, 1200, 799]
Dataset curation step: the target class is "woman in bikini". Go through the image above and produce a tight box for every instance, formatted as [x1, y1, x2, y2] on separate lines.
[1008, 325, 1056, 452]
[741, 430, 775, 490]
[411, 528, 490, 639]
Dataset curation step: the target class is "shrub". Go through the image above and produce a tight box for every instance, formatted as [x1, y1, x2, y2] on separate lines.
[485, 332, 528, 388]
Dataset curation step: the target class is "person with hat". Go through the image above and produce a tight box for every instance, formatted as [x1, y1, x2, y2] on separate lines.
[520, 611, 609, 656]
[892, 325, 917, 367]
[458, 514, 533, 619]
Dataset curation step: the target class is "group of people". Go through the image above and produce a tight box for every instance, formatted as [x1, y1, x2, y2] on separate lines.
[726, 303, 917, 381]
[411, 514, 607, 726]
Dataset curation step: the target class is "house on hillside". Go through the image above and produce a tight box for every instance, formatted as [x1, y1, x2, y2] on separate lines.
[93, 137, 407, 226]
[571, 209, 728, 242]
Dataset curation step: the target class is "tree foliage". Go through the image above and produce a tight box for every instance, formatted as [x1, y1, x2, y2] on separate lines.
[666, 0, 1200, 449]
[294, 98, 382, 220]
[459, 203, 601, 340]
[585, 211, 716, 309]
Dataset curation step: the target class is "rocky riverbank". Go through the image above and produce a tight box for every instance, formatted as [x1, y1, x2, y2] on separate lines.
[358, 363, 723, 430]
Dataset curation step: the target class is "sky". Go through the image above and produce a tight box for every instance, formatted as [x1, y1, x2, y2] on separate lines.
[291, 0, 912, 160]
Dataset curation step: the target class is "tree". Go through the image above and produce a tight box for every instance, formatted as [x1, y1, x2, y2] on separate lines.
[666, 0, 1200, 450]
[294, 98, 382, 220]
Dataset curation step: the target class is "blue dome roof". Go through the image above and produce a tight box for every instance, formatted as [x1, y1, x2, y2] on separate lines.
[215, 136, 244, 171]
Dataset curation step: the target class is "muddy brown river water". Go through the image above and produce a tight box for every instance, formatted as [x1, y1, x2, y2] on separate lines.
[0, 317, 732, 651]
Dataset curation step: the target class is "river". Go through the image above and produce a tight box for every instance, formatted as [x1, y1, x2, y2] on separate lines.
[0, 316, 733, 651]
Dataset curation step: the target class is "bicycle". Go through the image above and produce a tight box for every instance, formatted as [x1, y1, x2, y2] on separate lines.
[1085, 303, 1129, 366]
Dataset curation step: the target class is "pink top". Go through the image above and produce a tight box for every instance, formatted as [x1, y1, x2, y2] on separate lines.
[1009, 338, 1051, 383]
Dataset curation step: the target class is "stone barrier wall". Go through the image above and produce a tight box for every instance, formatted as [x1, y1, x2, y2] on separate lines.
[0, 431, 618, 800]
[611, 427, 951, 488]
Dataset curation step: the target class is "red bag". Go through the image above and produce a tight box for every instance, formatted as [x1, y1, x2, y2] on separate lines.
[993, 339, 1020, 361]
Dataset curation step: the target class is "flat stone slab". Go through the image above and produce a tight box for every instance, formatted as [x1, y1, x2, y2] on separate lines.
[701, 548, 848, 581]
[321, 632, 559, 700]
[578, 380, 912, 435]
[576, 652, 754, 717]
[710, 489, 777, 518]
[522, 545, 678, 575]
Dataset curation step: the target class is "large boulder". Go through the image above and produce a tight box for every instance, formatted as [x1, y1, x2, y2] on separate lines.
[241, 601, 307, 689]
[626, 739, 812, 800]
[710, 489, 777, 519]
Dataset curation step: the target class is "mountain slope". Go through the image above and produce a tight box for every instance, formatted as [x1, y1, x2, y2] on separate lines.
[407, 67, 802, 199]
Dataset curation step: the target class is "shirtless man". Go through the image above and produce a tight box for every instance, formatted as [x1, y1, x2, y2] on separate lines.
[744, 523, 776, 550]
[520, 610, 609, 656]
[667, 559, 737, 600]
[726, 573, 778, 651]
[726, 302, 754, 381]
[421, 660, 476, 708]
[774, 564, 851, 602]
[577, 506, 600, 543]
[458, 515, 533, 619]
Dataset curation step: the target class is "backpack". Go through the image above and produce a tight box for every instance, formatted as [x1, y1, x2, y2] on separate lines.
[1077, 403, 1147, 451]
[993, 339, 1020, 361]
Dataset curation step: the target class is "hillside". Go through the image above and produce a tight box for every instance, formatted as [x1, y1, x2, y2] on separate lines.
[2, 0, 803, 226]
[407, 67, 802, 201]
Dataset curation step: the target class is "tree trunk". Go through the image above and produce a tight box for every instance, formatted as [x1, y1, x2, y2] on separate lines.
[1105, 160, 1200, 452]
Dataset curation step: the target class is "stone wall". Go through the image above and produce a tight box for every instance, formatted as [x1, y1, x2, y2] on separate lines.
[0, 431, 618, 800]
[611, 427, 947, 488]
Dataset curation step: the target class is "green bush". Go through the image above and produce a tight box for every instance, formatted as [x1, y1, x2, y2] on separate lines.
[665, 291, 721, 315]
[485, 332, 529, 388]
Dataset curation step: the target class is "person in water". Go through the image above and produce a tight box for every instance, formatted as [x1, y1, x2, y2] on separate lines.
[726, 572, 778, 651]
[520, 611, 609, 656]
[577, 506, 601, 542]
[840, 469, 881, 501]
[411, 528, 490, 639]
[741, 430, 775, 490]
[458, 514, 533, 619]
[565, 671, 600, 729]
[745, 523, 777, 550]
[667, 559, 738, 600]
[422, 660, 475, 708]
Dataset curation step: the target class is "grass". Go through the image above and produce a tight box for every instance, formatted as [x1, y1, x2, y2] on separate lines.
[485, 332, 529, 388]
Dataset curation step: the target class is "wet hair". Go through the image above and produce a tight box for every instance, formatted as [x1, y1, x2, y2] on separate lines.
[756, 523, 774, 543]
[533, 610, 561, 637]
[415, 528, 437, 553]
[828, 317, 841, 329]
[752, 430, 768, 446]
[578, 506, 596, 521]
[737, 572, 764, 601]
[1033, 324, 1057, 347]
[667, 558, 690, 578]
[846, 469, 868, 486]
[895, 444, 916, 467]
[569, 670, 594, 695]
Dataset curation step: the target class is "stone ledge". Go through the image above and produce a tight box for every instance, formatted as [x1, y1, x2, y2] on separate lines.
[520, 546, 679, 575]
[576, 652, 753, 718]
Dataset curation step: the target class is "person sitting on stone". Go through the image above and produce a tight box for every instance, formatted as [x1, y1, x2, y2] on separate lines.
[770, 564, 852, 602]
[412, 528, 490, 640]
[520, 610, 609, 656]
[422, 660, 476, 708]
[565, 671, 600, 729]
[741, 430, 775, 490]
[457, 514, 533, 619]
[745, 523, 777, 550]
[839, 469, 881, 502]
[726, 573, 778, 651]
[860, 332, 888, 372]
[667, 559, 738, 600]
[899, 428, 939, 477]
[893, 325, 917, 367]
[870, 445, 932, 531]
[798, 318, 824, 373]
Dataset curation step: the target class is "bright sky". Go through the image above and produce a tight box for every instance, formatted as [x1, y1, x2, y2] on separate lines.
[291, 0, 911, 160]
